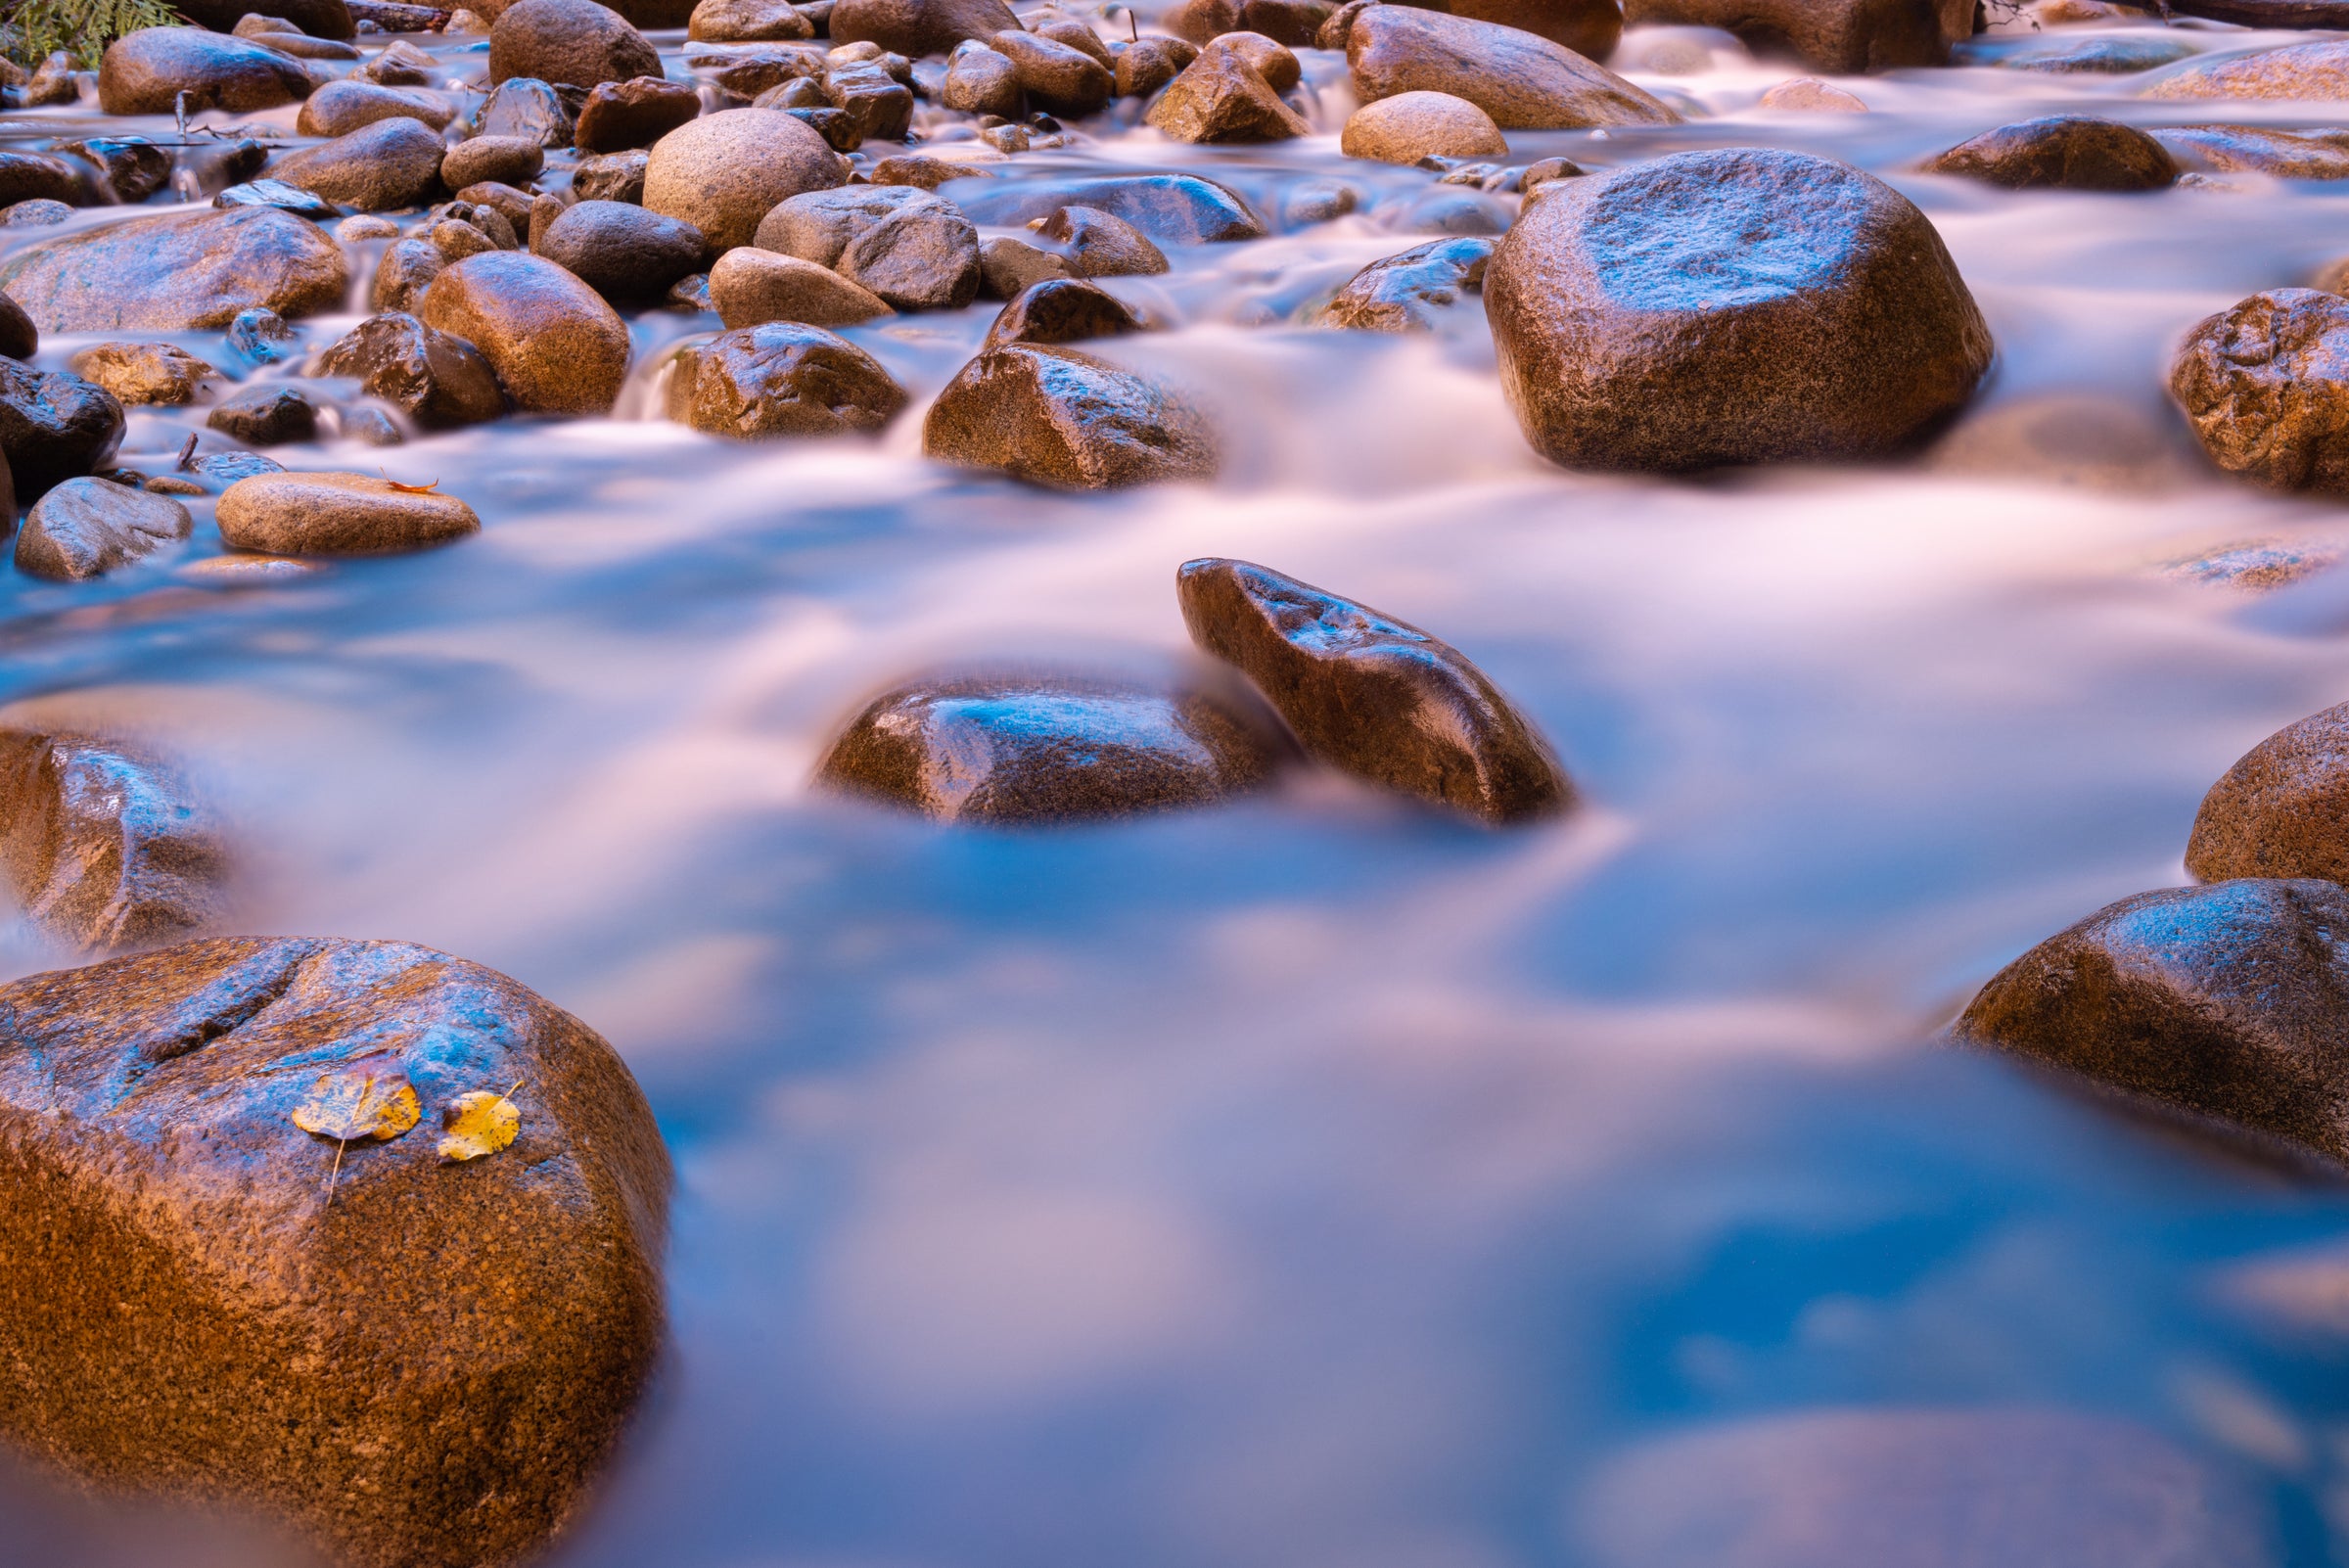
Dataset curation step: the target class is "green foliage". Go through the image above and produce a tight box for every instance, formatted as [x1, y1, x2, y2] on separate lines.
[11, 0, 184, 69]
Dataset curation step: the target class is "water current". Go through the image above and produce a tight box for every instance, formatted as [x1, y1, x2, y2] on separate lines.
[14, 6, 2349, 1565]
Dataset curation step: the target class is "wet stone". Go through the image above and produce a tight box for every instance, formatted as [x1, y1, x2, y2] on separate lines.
[359, 38, 439, 83]
[1760, 76, 1868, 112]
[0, 936, 669, 1568]
[2172, 290, 2349, 493]
[477, 76, 576, 146]
[458, 182, 537, 234]
[1341, 89, 1507, 163]
[979, 234, 1074, 298]
[295, 78, 453, 136]
[955, 172, 1265, 243]
[990, 29, 1114, 118]
[823, 60, 913, 141]
[574, 148, 650, 204]
[0, 208, 347, 334]
[61, 138, 169, 203]
[756, 184, 979, 310]
[422, 251, 632, 415]
[981, 275, 1143, 351]
[539, 200, 711, 301]
[214, 178, 341, 218]
[271, 115, 447, 210]
[0, 291, 33, 360]
[923, 343, 1217, 489]
[1, 200, 71, 226]
[372, 237, 445, 311]
[1032, 204, 1166, 277]
[870, 153, 987, 190]
[97, 27, 314, 116]
[1316, 235, 1492, 331]
[1923, 115, 2177, 192]
[68, 342, 214, 405]
[1984, 34, 2197, 73]
[314, 311, 506, 428]
[668, 320, 906, 437]
[15, 479, 192, 582]
[1114, 35, 1195, 98]
[690, 0, 816, 39]
[489, 0, 661, 89]
[644, 107, 848, 253]
[228, 307, 297, 364]
[814, 669, 1289, 822]
[1148, 34, 1307, 142]
[828, 0, 1020, 59]
[1622, 0, 1973, 72]
[576, 75, 702, 153]
[206, 386, 318, 447]
[218, 470, 481, 553]
[441, 134, 545, 190]
[2188, 701, 2349, 885]
[2158, 126, 2349, 181]
[708, 246, 893, 327]
[1347, 6, 1679, 131]
[783, 104, 864, 152]
[2145, 39, 2349, 102]
[0, 732, 222, 951]
[944, 40, 1023, 116]
[0, 361, 123, 498]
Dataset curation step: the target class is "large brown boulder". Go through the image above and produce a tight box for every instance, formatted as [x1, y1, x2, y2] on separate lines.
[1401, 0, 1620, 59]
[1621, 0, 1974, 72]
[0, 209, 347, 334]
[15, 479, 190, 582]
[0, 936, 669, 1568]
[537, 200, 712, 302]
[643, 108, 846, 252]
[0, 730, 223, 952]
[1346, 5, 1675, 128]
[990, 29, 1114, 116]
[2188, 702, 2349, 885]
[315, 311, 507, 429]
[1179, 558, 1571, 823]
[1484, 147, 1992, 473]
[829, 0, 1020, 56]
[1955, 878, 2349, 1161]
[271, 116, 448, 210]
[1922, 115, 2177, 191]
[489, 0, 661, 89]
[217, 472, 483, 554]
[2172, 290, 2349, 493]
[420, 252, 632, 415]
[923, 344, 1218, 488]
[1147, 34, 1309, 142]
[668, 321, 905, 438]
[172, 0, 355, 36]
[98, 27, 314, 115]
[0, 361, 123, 498]
[295, 79, 455, 137]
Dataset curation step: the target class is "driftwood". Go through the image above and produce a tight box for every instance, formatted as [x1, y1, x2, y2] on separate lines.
[2165, 0, 2349, 25]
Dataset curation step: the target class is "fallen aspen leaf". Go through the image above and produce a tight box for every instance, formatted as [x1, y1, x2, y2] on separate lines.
[438, 1084, 522, 1164]
[380, 473, 440, 494]
[293, 1054, 421, 1144]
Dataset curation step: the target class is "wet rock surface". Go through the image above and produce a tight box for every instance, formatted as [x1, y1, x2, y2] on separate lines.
[318, 311, 506, 428]
[924, 343, 1217, 488]
[218, 470, 483, 553]
[709, 246, 893, 326]
[0, 360, 123, 497]
[756, 184, 979, 309]
[2188, 702, 2349, 885]
[271, 116, 448, 211]
[1031, 205, 1167, 278]
[1342, 89, 1508, 163]
[69, 342, 213, 406]
[669, 320, 906, 437]
[645, 107, 848, 252]
[1, 209, 346, 336]
[1148, 34, 1310, 143]
[1316, 235, 1492, 331]
[207, 385, 319, 446]
[1923, 115, 2177, 191]
[2172, 290, 2349, 493]
[829, 0, 1019, 57]
[955, 172, 1265, 243]
[815, 669, 1290, 821]
[539, 200, 711, 301]
[490, 0, 662, 88]
[421, 251, 632, 414]
[1347, 6, 1678, 130]
[0, 936, 669, 1568]
[980, 276, 1143, 351]
[15, 480, 192, 582]
[296, 78, 454, 137]
[1624, 0, 1973, 73]
[98, 27, 315, 116]
[0, 730, 223, 953]
[2145, 39, 2349, 102]
[576, 74, 703, 152]
[1485, 147, 1993, 472]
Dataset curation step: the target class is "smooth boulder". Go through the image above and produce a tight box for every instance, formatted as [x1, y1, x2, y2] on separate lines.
[315, 311, 507, 429]
[1031, 205, 1166, 277]
[1346, 6, 1677, 130]
[0, 208, 346, 334]
[980, 276, 1143, 351]
[1621, 0, 1973, 72]
[0, 730, 224, 952]
[489, 0, 661, 89]
[218, 471, 482, 553]
[668, 321, 905, 438]
[0, 362, 123, 498]
[2188, 702, 2349, 885]
[576, 75, 702, 153]
[1483, 147, 1993, 472]
[538, 200, 711, 301]
[68, 342, 213, 405]
[97, 27, 313, 116]
[755, 185, 978, 310]
[421, 252, 631, 415]
[828, 0, 1020, 57]
[708, 247, 893, 327]
[923, 344, 1217, 488]
[1317, 235, 1492, 331]
[1922, 115, 2177, 191]
[0, 936, 668, 1568]
[271, 116, 447, 210]
[442, 136, 545, 191]
[2172, 289, 2349, 493]
[644, 109, 847, 253]
[1341, 89, 1507, 162]
[2145, 39, 2349, 102]
[16, 479, 192, 581]
[1147, 34, 1309, 142]
[207, 385, 318, 445]
[295, 79, 454, 137]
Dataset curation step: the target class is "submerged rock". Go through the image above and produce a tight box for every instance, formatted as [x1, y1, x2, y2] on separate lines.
[668, 321, 905, 438]
[954, 172, 1264, 244]
[69, 342, 213, 406]
[1031, 204, 1165, 277]
[1316, 236, 1492, 331]
[2188, 702, 2349, 885]
[2145, 40, 2349, 102]
[420, 251, 632, 415]
[217, 470, 482, 553]
[15, 479, 191, 581]
[0, 731, 224, 950]
[489, 0, 660, 89]
[1178, 557, 1570, 823]
[1483, 147, 1992, 473]
[1341, 89, 1507, 162]
[0, 361, 124, 498]
[1622, 0, 1973, 72]
[97, 27, 313, 115]
[0, 208, 347, 333]
[2158, 125, 2349, 181]
[815, 669, 1289, 822]
[2172, 290, 2349, 493]
[644, 108, 847, 253]
[1347, 6, 1678, 130]
[1922, 115, 2177, 191]
[0, 936, 669, 1568]
[924, 344, 1217, 488]
[708, 247, 893, 327]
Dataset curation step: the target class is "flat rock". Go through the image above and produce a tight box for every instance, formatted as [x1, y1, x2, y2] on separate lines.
[1315, 234, 1492, 330]
[1484, 147, 1993, 472]
[1956, 878, 2349, 1161]
[0, 209, 346, 334]
[980, 275, 1142, 350]
[215, 178, 340, 218]
[954, 171, 1264, 243]
[2188, 702, 2349, 884]
[68, 342, 214, 405]
[814, 669, 1288, 822]
[1178, 556, 1569, 822]
[708, 245, 893, 326]
[295, 78, 453, 136]
[539, 199, 710, 300]
[645, 107, 846, 252]
[421, 250, 631, 414]
[1147, 34, 1309, 141]
[0, 361, 123, 498]
[218, 470, 481, 553]
[0, 936, 668, 1568]
[15, 479, 191, 582]
[668, 320, 906, 437]
[576, 75, 701, 153]
[317, 311, 505, 428]
[1032, 204, 1166, 276]
[1923, 115, 2177, 190]
[2172, 290, 2349, 491]
[828, 0, 1019, 57]
[1342, 88, 1506, 161]
[0, 731, 224, 952]
[271, 116, 447, 210]
[923, 343, 1217, 488]
[2145, 40, 2349, 101]
[97, 27, 313, 116]
[1621, 0, 1974, 72]
[1348, 6, 1678, 130]
[691, 0, 816, 37]
[755, 184, 978, 308]
[489, 0, 660, 88]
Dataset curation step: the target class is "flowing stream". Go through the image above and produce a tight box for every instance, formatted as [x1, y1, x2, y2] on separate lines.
[14, 8, 2349, 1565]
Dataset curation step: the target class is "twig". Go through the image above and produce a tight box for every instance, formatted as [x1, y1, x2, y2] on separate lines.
[324, 1136, 347, 1206]
[175, 432, 197, 471]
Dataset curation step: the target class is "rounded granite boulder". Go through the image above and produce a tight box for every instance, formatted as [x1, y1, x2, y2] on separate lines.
[420, 251, 632, 415]
[98, 26, 314, 116]
[489, 0, 662, 90]
[644, 109, 847, 253]
[2188, 701, 2349, 885]
[2172, 289, 2349, 493]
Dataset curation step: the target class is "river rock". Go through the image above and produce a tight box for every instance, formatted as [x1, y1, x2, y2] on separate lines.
[316, 311, 506, 428]
[372, 237, 445, 311]
[207, 386, 319, 446]
[2145, 40, 2349, 102]
[0, 209, 346, 334]
[668, 321, 905, 437]
[0, 292, 34, 361]
[644, 108, 846, 252]
[0, 152, 90, 210]
[1348, 5, 1677, 129]
[829, 0, 1020, 57]
[441, 135, 544, 190]
[295, 78, 453, 136]
[360, 39, 439, 84]
[574, 149, 649, 204]
[691, 0, 815, 37]
[215, 178, 339, 218]
[576, 76, 701, 153]
[1484, 147, 1992, 472]
[822, 59, 913, 141]
[924, 344, 1216, 487]
[69, 343, 213, 405]
[271, 116, 446, 210]
[0, 936, 668, 1568]
[1148, 33, 1309, 141]
[979, 235, 1074, 297]
[97, 27, 313, 116]
[944, 39, 1023, 113]
[2159, 125, 2349, 181]
[1760, 75, 1868, 111]
[180, 0, 356, 36]
[1178, 557, 1568, 821]
[980, 275, 1142, 350]
[1342, 89, 1506, 161]
[1115, 35, 1195, 97]
[956, 171, 1264, 242]
[991, 29, 1114, 116]
[1032, 204, 1166, 276]
[1316, 235, 1492, 330]
[1923, 115, 2177, 191]
[0, 362, 122, 498]
[420, 251, 630, 414]
[1621, 0, 1973, 71]
[538, 200, 710, 300]
[477, 76, 576, 146]
[15, 480, 192, 582]
[490, 0, 659, 90]
[2172, 290, 2349, 492]
[218, 470, 482, 554]
[814, 669, 1288, 821]
[2187, 702, 2349, 885]
[1956, 878, 2349, 1160]
[755, 184, 979, 308]
[1032, 17, 1110, 65]
[708, 246, 893, 325]
[1395, 0, 1619, 56]
[0, 732, 224, 951]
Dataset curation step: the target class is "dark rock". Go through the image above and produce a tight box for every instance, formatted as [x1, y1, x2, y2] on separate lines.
[1484, 147, 1992, 473]
[667, 271, 714, 311]
[991, 29, 1113, 117]
[315, 311, 505, 427]
[816, 668, 1287, 821]
[1956, 878, 2349, 1161]
[0, 208, 345, 333]
[0, 362, 123, 498]
[175, 0, 356, 37]
[22, 51, 76, 108]
[824, 59, 914, 140]
[574, 148, 649, 203]
[360, 39, 440, 85]
[440, 134, 544, 189]
[0, 292, 34, 361]
[538, 199, 710, 300]
[15, 480, 191, 582]
[207, 385, 319, 446]
[0, 936, 668, 1568]
[1031, 204, 1167, 277]
[2144, 38, 2349, 102]
[668, 320, 905, 436]
[271, 115, 446, 210]
[2188, 702, 2349, 885]
[828, 0, 1020, 58]
[644, 107, 847, 252]
[0, 158, 90, 216]
[58, 139, 169, 204]
[1621, 0, 1973, 72]
[228, 307, 297, 363]
[955, 171, 1264, 243]
[944, 40, 1023, 114]
[295, 78, 453, 136]
[490, 0, 660, 88]
[214, 178, 341, 218]
[180, 137, 271, 199]
[755, 184, 978, 309]
[708, 246, 891, 325]
[218, 470, 481, 552]
[1316, 235, 1491, 330]
[979, 234, 1073, 297]
[0, 731, 223, 951]
[1348, 6, 1677, 129]
[1114, 35, 1195, 97]
[690, 0, 816, 37]
[97, 27, 313, 116]
[924, 343, 1216, 487]
[980, 275, 1141, 350]
[372, 236, 445, 310]
[69, 342, 214, 405]
[1923, 115, 2176, 192]
[2172, 290, 2349, 492]
[576, 75, 701, 153]
[1147, 33, 1308, 141]
[477, 76, 576, 146]
[1178, 556, 1570, 822]
[420, 251, 631, 413]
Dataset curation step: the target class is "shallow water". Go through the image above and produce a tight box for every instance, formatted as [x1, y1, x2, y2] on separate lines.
[15, 7, 2349, 1565]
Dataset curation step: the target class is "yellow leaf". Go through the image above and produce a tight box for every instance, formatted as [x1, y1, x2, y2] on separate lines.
[438, 1085, 521, 1164]
[291, 1054, 420, 1144]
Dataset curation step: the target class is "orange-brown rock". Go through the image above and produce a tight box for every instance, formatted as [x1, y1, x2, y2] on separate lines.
[2172, 290, 2349, 493]
[0, 730, 223, 951]
[923, 343, 1217, 487]
[1622, 0, 1973, 72]
[2188, 702, 2349, 885]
